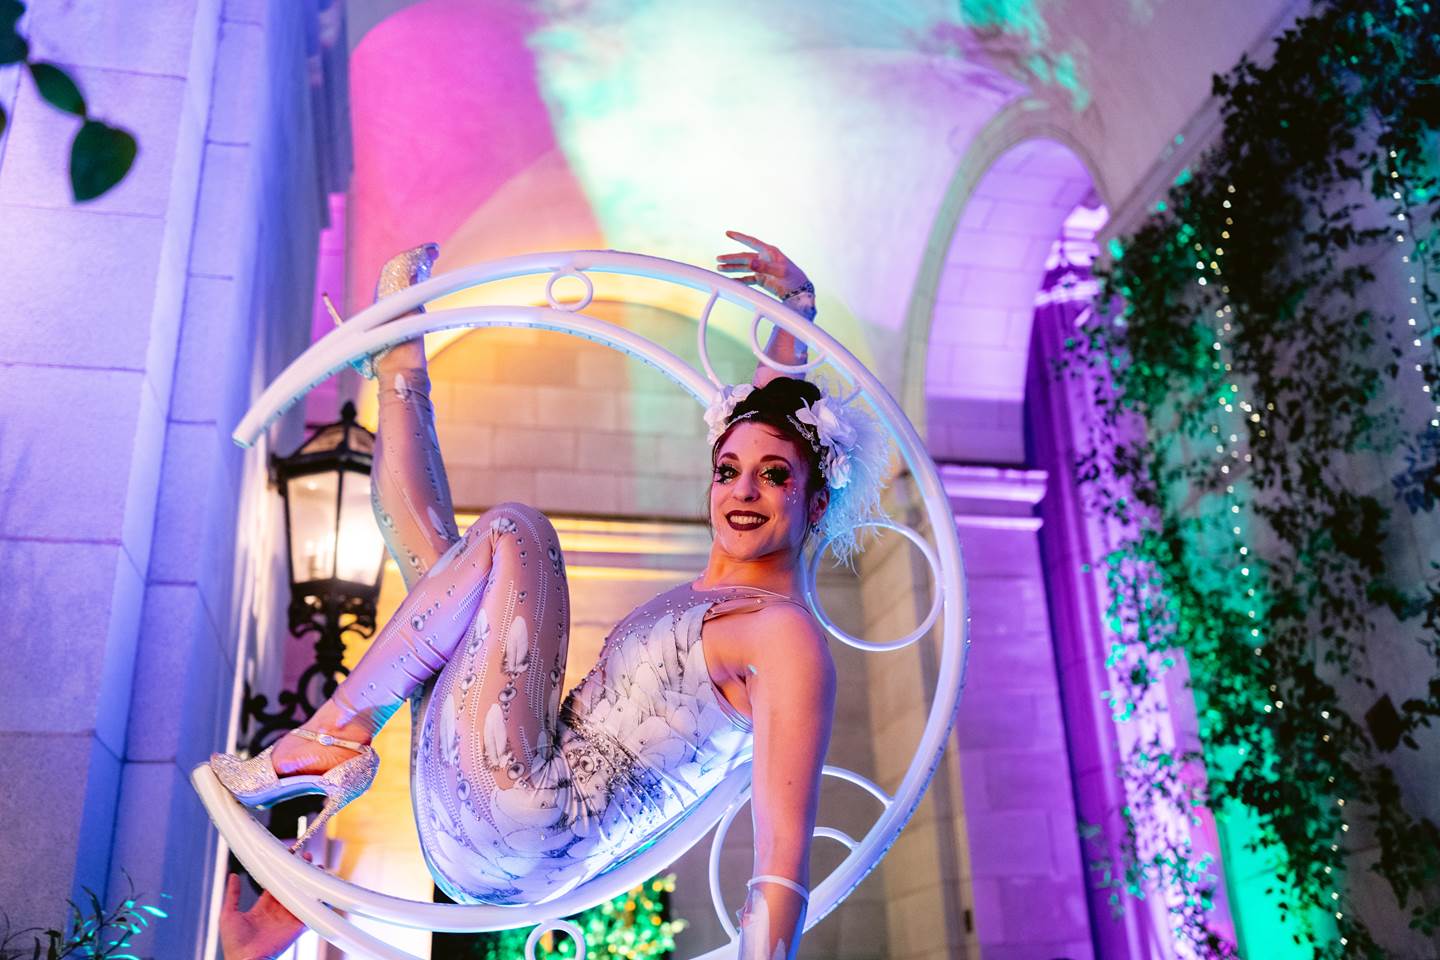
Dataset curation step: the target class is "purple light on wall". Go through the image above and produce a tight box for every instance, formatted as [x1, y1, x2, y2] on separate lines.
[1027, 210, 1237, 958]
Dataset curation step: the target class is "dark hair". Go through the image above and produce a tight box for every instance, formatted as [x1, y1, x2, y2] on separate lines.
[708, 377, 826, 496]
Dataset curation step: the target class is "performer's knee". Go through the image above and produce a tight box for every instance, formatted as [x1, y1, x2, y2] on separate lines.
[487, 501, 557, 543]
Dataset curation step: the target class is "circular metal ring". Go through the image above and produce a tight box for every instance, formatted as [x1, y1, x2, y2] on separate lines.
[221, 250, 969, 960]
[707, 786, 753, 941]
[805, 520, 944, 652]
[545, 269, 595, 312]
[748, 309, 825, 374]
[526, 919, 586, 960]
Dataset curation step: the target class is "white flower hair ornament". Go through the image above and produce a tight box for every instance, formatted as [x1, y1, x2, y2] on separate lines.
[703, 383, 755, 446]
[705, 382, 891, 567]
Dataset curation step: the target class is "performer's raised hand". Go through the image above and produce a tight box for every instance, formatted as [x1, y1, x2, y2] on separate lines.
[716, 230, 815, 308]
[717, 231, 817, 386]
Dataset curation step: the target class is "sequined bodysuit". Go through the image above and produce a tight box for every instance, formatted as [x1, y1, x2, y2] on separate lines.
[414, 577, 777, 904]
[328, 362, 801, 904]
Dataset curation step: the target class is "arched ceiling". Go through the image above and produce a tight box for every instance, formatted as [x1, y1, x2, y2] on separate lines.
[345, 0, 1026, 384]
[345, 0, 1300, 448]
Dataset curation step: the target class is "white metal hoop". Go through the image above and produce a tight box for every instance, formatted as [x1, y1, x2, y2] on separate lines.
[804, 520, 945, 652]
[527, 920, 586, 960]
[747, 308, 825, 375]
[206, 249, 969, 960]
[545, 267, 595, 312]
[704, 764, 891, 940]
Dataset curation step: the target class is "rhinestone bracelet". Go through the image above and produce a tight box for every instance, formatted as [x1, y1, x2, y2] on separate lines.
[781, 279, 815, 302]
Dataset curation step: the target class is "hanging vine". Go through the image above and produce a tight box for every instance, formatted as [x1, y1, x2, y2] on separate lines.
[1065, 0, 1440, 955]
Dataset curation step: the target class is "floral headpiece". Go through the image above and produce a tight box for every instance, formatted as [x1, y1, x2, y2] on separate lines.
[705, 380, 891, 567]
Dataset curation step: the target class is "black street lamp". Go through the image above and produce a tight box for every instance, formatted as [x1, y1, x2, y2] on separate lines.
[242, 401, 386, 756]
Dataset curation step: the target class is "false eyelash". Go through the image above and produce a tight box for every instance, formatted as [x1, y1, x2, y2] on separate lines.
[713, 465, 790, 486]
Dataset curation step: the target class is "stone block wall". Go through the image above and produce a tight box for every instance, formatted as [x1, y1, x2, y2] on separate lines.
[0, 2, 346, 956]
[862, 466, 1094, 960]
[421, 300, 761, 522]
[0, 0, 224, 939]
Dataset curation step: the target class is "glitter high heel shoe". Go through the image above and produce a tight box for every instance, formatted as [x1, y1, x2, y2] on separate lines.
[327, 242, 440, 379]
[208, 728, 379, 852]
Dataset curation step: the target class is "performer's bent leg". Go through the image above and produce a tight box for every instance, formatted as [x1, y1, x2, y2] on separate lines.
[366, 242, 459, 592]
[333, 502, 566, 726]
[371, 352, 460, 590]
[273, 502, 566, 777]
[414, 502, 570, 787]
[411, 503, 574, 901]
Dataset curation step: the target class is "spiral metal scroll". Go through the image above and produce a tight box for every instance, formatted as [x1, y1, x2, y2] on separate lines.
[199, 250, 969, 959]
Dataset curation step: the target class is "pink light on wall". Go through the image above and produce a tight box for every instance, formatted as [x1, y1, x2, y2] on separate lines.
[306, 192, 349, 425]
[346, 0, 601, 314]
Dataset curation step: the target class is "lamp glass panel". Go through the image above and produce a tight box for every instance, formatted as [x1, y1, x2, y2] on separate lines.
[288, 471, 339, 582]
[335, 469, 385, 585]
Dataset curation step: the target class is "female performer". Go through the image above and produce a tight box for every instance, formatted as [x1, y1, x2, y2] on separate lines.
[212, 233, 889, 960]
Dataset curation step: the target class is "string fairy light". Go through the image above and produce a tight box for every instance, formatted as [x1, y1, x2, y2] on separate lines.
[1387, 147, 1440, 428]
[1196, 180, 1360, 935]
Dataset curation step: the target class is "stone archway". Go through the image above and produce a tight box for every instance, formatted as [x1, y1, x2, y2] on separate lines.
[895, 130, 1109, 959]
[923, 137, 1097, 464]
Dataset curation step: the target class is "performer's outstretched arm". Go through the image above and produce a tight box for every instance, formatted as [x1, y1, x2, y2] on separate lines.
[715, 231, 818, 390]
[737, 604, 836, 959]
[368, 245, 462, 590]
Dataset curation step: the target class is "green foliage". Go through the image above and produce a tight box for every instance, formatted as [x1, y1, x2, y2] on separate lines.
[0, 874, 170, 960]
[1063, 0, 1440, 956]
[0, 2, 136, 201]
[0, 0, 27, 65]
[28, 62, 83, 115]
[465, 874, 686, 960]
[70, 120, 137, 202]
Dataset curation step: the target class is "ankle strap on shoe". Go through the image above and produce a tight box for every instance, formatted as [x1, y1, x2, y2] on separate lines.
[292, 728, 369, 752]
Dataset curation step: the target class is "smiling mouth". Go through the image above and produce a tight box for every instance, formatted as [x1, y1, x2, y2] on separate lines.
[726, 511, 768, 531]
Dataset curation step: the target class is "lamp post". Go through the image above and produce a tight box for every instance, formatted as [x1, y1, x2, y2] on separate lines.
[242, 401, 387, 756]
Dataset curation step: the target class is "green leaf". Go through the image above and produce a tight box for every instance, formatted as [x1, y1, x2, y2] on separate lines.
[0, 0, 26, 65]
[69, 120, 136, 202]
[28, 62, 85, 116]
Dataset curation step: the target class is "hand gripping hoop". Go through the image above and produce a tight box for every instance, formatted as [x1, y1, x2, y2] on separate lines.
[194, 250, 969, 959]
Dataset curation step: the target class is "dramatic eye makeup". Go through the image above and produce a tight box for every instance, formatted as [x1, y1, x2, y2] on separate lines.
[712, 454, 794, 486]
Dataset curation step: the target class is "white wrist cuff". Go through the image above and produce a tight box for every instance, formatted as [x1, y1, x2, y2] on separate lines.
[746, 875, 809, 902]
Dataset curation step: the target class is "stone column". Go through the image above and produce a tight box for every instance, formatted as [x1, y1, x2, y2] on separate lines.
[867, 465, 1094, 960]
[1026, 251, 1237, 958]
[944, 465, 1094, 959]
[0, 0, 227, 939]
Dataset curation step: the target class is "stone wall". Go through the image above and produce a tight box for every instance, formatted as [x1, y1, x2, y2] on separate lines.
[0, 1, 345, 955]
[862, 467, 1093, 960]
